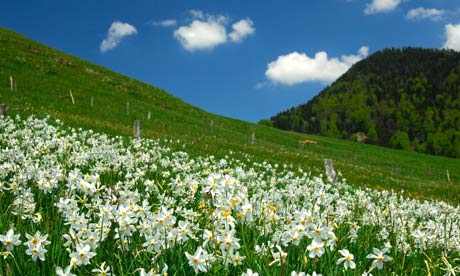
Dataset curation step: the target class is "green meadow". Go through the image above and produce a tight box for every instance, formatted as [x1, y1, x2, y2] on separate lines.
[0, 26, 459, 205]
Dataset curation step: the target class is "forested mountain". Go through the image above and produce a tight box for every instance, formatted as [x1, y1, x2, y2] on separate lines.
[270, 48, 460, 157]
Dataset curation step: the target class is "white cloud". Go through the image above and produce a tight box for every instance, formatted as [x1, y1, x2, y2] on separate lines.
[174, 10, 255, 51]
[254, 81, 273, 90]
[151, 19, 177, 27]
[229, 18, 255, 42]
[265, 46, 369, 85]
[443, 23, 460, 51]
[174, 19, 227, 51]
[100, 21, 137, 53]
[189, 9, 228, 24]
[364, 0, 403, 15]
[342, 46, 369, 65]
[406, 7, 444, 21]
[190, 9, 205, 20]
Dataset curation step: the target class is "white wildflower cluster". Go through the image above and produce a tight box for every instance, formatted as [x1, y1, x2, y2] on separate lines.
[0, 115, 459, 275]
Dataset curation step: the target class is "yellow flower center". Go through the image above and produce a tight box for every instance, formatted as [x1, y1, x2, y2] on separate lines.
[221, 210, 231, 217]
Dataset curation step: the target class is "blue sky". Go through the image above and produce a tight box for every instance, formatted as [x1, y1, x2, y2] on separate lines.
[1, 0, 460, 122]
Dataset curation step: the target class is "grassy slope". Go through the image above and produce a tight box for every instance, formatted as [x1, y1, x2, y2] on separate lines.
[0, 26, 459, 204]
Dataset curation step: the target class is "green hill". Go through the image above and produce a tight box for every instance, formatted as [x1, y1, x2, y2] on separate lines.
[1, 27, 460, 204]
[271, 48, 460, 158]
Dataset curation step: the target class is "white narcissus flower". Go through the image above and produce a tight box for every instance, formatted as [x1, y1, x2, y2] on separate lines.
[139, 268, 154, 276]
[229, 251, 245, 266]
[92, 262, 112, 276]
[142, 233, 162, 253]
[185, 246, 210, 274]
[367, 247, 391, 270]
[270, 245, 288, 266]
[307, 239, 324, 258]
[337, 249, 356, 270]
[242, 268, 259, 276]
[69, 243, 96, 265]
[25, 231, 50, 248]
[217, 228, 240, 253]
[25, 243, 47, 261]
[0, 229, 22, 251]
[56, 265, 76, 276]
[159, 264, 169, 276]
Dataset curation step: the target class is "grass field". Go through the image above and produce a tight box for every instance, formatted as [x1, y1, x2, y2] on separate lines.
[0, 25, 459, 208]
[0, 116, 459, 275]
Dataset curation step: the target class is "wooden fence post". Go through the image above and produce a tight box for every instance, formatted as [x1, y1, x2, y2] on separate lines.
[90, 97, 94, 107]
[134, 120, 140, 138]
[9, 76, 13, 91]
[147, 111, 151, 120]
[251, 132, 256, 144]
[447, 169, 451, 183]
[0, 104, 6, 117]
[324, 159, 337, 182]
[69, 89, 75, 104]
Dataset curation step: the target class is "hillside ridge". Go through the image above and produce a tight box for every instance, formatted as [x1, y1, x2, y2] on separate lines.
[1, 27, 460, 204]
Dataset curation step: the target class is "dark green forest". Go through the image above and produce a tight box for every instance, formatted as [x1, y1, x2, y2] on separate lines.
[270, 48, 460, 157]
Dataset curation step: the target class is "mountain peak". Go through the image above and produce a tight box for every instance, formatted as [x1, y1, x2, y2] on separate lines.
[271, 47, 460, 158]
